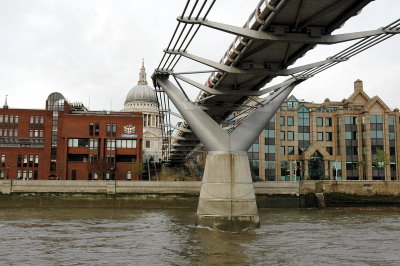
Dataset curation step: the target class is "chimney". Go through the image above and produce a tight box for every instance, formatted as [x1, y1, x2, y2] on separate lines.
[354, 79, 363, 92]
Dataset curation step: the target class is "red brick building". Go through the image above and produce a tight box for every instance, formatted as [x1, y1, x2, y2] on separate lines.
[0, 92, 143, 180]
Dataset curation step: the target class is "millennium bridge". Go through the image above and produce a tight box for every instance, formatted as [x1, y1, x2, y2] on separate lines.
[151, 0, 400, 230]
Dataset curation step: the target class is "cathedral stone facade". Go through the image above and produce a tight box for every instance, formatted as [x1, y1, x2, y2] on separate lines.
[122, 61, 162, 162]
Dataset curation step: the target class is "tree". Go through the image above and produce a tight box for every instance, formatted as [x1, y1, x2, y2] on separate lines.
[131, 161, 144, 179]
[87, 157, 113, 180]
[373, 148, 390, 168]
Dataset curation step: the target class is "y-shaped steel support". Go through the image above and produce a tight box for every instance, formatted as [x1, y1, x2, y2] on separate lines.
[154, 74, 301, 230]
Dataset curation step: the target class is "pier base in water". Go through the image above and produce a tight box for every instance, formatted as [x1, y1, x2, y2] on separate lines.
[195, 152, 260, 231]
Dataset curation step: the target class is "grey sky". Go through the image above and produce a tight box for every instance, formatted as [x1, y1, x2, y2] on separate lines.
[1, 0, 399, 112]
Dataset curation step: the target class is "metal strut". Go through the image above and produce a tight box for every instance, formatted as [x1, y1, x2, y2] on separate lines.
[153, 74, 303, 152]
[177, 17, 400, 44]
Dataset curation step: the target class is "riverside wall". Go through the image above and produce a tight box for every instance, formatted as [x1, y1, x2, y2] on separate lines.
[2, 180, 400, 207]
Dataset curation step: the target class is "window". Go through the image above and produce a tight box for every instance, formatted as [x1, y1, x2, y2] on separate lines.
[388, 117, 395, 126]
[95, 123, 100, 136]
[0, 154, 5, 167]
[326, 147, 333, 155]
[346, 146, 358, 155]
[106, 124, 111, 136]
[346, 131, 357, 140]
[345, 116, 357, 125]
[280, 146, 285, 155]
[89, 139, 98, 150]
[287, 116, 294, 126]
[68, 138, 89, 147]
[287, 96, 299, 109]
[23, 155, 28, 167]
[280, 131, 285, 140]
[389, 132, 395, 141]
[89, 123, 94, 135]
[288, 146, 294, 155]
[326, 117, 332, 127]
[280, 116, 285, 126]
[17, 155, 22, 167]
[265, 145, 275, 154]
[298, 132, 310, 141]
[107, 155, 115, 166]
[34, 155, 39, 167]
[370, 114, 383, 123]
[146, 140, 151, 148]
[298, 106, 310, 126]
[116, 139, 136, 148]
[316, 117, 323, 126]
[264, 130, 275, 139]
[326, 132, 333, 141]
[107, 139, 116, 150]
[287, 131, 294, 141]
[29, 155, 34, 167]
[71, 170, 76, 180]
[317, 132, 324, 141]
[127, 170, 132, 180]
[112, 124, 117, 136]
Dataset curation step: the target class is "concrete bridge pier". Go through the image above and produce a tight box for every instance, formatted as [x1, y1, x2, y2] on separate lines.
[195, 152, 259, 230]
[153, 75, 300, 230]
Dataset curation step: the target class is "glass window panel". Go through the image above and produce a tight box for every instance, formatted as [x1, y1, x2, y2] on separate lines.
[287, 131, 294, 140]
[370, 114, 376, 123]
[287, 117, 294, 126]
[316, 117, 323, 126]
[280, 131, 285, 140]
[280, 116, 285, 126]
[388, 117, 395, 126]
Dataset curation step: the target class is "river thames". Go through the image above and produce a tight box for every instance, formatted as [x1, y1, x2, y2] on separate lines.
[1, 203, 400, 265]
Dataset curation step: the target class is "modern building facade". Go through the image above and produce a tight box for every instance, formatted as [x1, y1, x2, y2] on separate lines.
[0, 93, 143, 180]
[248, 80, 399, 181]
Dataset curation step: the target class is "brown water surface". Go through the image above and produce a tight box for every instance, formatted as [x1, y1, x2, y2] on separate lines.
[1, 200, 400, 265]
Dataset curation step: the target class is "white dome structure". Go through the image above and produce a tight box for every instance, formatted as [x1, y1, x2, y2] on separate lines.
[123, 60, 162, 162]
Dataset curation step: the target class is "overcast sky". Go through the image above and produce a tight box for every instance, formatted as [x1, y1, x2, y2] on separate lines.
[1, 0, 399, 112]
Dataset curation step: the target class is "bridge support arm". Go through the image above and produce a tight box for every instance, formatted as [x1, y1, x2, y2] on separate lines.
[165, 50, 345, 75]
[231, 80, 302, 151]
[154, 76, 229, 151]
[178, 17, 400, 44]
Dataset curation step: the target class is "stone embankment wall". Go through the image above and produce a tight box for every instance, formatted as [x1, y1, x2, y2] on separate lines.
[1, 180, 400, 207]
[1, 179, 400, 195]
[0, 180, 201, 195]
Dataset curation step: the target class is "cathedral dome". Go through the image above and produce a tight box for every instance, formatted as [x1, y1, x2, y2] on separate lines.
[124, 60, 157, 104]
[125, 84, 157, 103]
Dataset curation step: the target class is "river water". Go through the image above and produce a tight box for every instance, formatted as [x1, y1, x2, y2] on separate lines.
[1, 203, 400, 265]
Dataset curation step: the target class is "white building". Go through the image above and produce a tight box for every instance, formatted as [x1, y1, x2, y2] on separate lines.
[123, 61, 162, 162]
